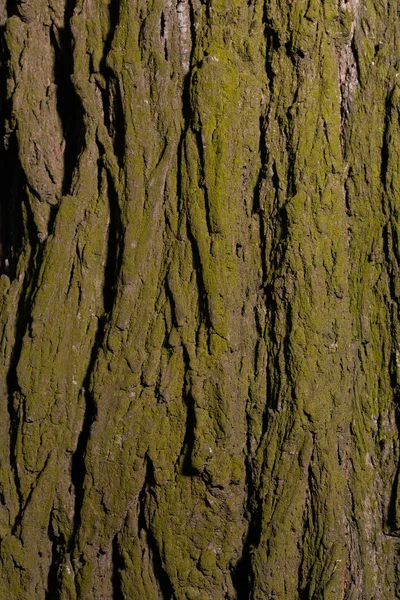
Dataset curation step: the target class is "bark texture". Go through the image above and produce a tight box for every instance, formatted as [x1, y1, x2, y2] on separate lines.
[0, 0, 400, 598]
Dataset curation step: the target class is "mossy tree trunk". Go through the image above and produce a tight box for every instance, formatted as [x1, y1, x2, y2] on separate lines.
[1, 0, 400, 598]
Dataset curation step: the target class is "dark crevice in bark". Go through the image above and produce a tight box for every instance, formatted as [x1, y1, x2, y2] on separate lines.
[44, 198, 59, 240]
[105, 0, 121, 55]
[381, 90, 400, 529]
[193, 129, 213, 236]
[176, 131, 185, 224]
[181, 389, 198, 476]
[12, 450, 53, 535]
[0, 29, 23, 278]
[103, 166, 123, 314]
[101, 74, 125, 168]
[386, 234, 400, 531]
[174, 343, 196, 473]
[265, 308, 282, 413]
[232, 389, 265, 597]
[253, 114, 274, 316]
[46, 512, 61, 600]
[253, 115, 286, 425]
[386, 318, 400, 531]
[380, 93, 391, 191]
[5, 0, 18, 18]
[231, 480, 260, 599]
[252, 116, 267, 215]
[0, 131, 23, 278]
[344, 166, 352, 216]
[339, 25, 359, 150]
[230, 555, 251, 600]
[253, 125, 283, 418]
[298, 582, 311, 600]
[70, 388, 98, 548]
[351, 34, 360, 82]
[139, 457, 176, 600]
[298, 462, 314, 597]
[388, 463, 400, 532]
[262, 190, 292, 416]
[185, 216, 212, 331]
[164, 279, 179, 329]
[112, 533, 125, 600]
[50, 15, 84, 196]
[147, 528, 176, 599]
[176, 71, 192, 222]
[264, 26, 280, 95]
[160, 12, 168, 61]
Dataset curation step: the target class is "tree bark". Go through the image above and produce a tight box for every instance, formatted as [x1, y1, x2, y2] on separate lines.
[1, 0, 400, 598]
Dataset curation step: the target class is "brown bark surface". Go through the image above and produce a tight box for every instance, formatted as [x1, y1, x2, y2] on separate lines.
[1, 0, 400, 598]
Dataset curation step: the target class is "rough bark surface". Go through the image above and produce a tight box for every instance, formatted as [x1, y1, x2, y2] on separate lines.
[0, 0, 400, 598]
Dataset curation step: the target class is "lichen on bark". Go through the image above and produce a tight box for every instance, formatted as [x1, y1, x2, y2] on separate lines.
[1, 0, 400, 598]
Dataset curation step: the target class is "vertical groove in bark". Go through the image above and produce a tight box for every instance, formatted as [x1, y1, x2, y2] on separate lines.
[1, 0, 400, 598]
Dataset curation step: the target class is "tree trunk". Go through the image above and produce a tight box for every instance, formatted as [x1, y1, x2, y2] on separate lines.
[1, 0, 400, 597]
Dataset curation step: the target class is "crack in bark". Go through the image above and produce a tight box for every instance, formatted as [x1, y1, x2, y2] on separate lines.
[380, 88, 400, 533]
[46, 509, 62, 600]
[103, 164, 123, 314]
[138, 457, 176, 600]
[231, 452, 261, 600]
[0, 28, 23, 277]
[70, 392, 97, 547]
[111, 533, 124, 600]
[185, 215, 213, 331]
[339, 1, 360, 149]
[50, 3, 84, 196]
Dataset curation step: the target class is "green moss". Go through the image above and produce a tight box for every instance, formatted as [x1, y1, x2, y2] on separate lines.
[1, 0, 400, 597]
